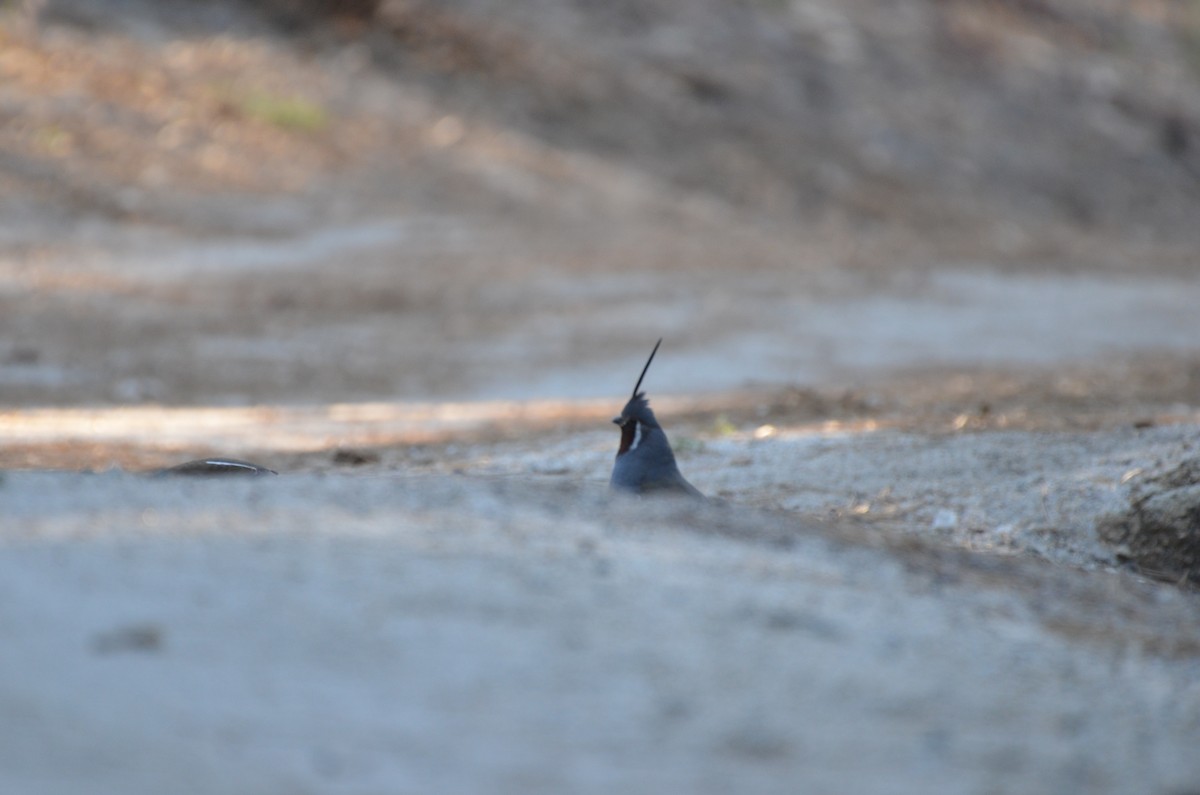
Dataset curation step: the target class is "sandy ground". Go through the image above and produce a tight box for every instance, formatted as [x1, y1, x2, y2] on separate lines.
[2, 473, 1200, 795]
[2, 2, 1200, 793]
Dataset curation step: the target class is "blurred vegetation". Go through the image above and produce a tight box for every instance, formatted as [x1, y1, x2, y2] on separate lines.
[231, 89, 328, 133]
[710, 414, 738, 437]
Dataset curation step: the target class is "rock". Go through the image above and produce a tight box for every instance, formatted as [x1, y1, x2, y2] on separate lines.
[1098, 459, 1200, 584]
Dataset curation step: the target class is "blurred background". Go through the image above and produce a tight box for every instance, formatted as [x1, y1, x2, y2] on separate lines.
[1, 0, 1198, 420]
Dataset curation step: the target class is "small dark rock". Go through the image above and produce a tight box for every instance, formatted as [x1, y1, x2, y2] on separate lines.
[332, 448, 380, 466]
[91, 624, 164, 654]
[764, 609, 842, 641]
[7, 346, 40, 364]
[1162, 113, 1189, 157]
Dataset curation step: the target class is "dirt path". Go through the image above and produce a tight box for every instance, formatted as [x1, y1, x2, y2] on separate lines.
[2, 473, 1199, 795]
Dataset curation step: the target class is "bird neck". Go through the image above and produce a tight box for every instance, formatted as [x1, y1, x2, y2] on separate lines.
[618, 419, 644, 455]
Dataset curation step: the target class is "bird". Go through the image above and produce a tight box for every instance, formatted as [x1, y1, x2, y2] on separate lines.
[609, 339, 705, 499]
[159, 458, 277, 476]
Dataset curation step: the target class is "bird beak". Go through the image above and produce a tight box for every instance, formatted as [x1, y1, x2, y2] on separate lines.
[612, 417, 622, 425]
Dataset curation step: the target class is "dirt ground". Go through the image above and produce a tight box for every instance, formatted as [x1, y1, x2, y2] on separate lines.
[1, 2, 1199, 793]
[3, 0, 1200, 408]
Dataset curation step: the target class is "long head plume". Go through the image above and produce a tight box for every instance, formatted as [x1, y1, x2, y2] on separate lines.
[629, 338, 662, 402]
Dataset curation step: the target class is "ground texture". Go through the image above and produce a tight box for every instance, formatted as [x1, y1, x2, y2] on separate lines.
[1, 1, 1199, 793]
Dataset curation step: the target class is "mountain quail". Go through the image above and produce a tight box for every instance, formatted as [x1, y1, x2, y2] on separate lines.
[159, 458, 277, 476]
[610, 339, 704, 499]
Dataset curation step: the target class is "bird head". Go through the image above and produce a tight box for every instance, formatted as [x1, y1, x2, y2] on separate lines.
[613, 339, 663, 456]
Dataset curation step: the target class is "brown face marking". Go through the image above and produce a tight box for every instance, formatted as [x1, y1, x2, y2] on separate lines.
[617, 419, 636, 455]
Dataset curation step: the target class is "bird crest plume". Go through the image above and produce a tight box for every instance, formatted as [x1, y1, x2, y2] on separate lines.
[629, 338, 662, 402]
